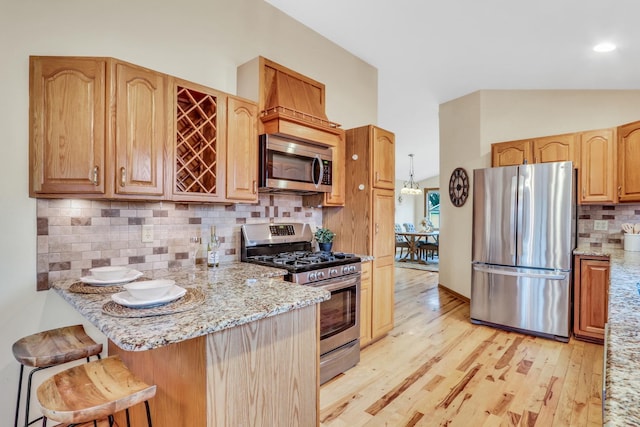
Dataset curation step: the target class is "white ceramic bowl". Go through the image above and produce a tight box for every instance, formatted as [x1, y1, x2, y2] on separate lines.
[89, 266, 131, 281]
[123, 280, 175, 301]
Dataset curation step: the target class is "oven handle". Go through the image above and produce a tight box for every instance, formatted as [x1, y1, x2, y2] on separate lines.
[308, 274, 360, 292]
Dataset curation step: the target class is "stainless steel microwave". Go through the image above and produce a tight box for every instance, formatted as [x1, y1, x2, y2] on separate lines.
[259, 134, 333, 194]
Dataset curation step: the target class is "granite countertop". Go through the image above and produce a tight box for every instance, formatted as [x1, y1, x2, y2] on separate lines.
[574, 246, 640, 425]
[51, 263, 330, 352]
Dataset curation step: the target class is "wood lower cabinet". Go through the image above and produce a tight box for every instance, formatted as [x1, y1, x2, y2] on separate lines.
[580, 128, 617, 204]
[574, 255, 610, 344]
[30, 56, 167, 200]
[325, 125, 395, 343]
[359, 261, 372, 347]
[618, 120, 640, 202]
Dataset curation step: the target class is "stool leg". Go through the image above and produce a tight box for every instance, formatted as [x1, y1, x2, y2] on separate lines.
[14, 364, 24, 427]
[25, 366, 46, 427]
[145, 401, 153, 427]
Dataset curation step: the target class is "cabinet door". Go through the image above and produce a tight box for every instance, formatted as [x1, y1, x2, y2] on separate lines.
[574, 256, 609, 343]
[371, 188, 395, 339]
[580, 128, 616, 204]
[113, 62, 166, 197]
[30, 57, 106, 196]
[323, 133, 346, 206]
[533, 133, 579, 166]
[618, 121, 640, 202]
[371, 126, 395, 189]
[359, 262, 372, 348]
[491, 140, 533, 167]
[226, 96, 258, 202]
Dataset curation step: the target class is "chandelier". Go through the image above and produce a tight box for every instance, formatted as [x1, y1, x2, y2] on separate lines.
[400, 154, 421, 195]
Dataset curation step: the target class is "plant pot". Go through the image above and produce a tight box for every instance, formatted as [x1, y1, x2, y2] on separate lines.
[318, 242, 333, 252]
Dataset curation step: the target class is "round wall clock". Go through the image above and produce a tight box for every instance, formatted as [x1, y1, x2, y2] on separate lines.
[449, 167, 469, 207]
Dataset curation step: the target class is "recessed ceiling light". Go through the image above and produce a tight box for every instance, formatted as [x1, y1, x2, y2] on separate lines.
[593, 42, 617, 53]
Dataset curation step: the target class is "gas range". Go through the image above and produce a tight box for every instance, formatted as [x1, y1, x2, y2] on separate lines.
[241, 223, 361, 284]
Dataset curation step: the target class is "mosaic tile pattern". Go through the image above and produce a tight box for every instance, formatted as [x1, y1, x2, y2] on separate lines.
[577, 204, 640, 250]
[36, 195, 321, 290]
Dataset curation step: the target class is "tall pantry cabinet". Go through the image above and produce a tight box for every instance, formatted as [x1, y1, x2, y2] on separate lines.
[324, 125, 395, 345]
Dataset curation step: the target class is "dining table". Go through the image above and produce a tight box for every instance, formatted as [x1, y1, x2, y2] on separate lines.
[396, 231, 439, 264]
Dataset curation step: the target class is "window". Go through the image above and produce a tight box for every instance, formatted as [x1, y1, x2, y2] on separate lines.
[423, 188, 440, 229]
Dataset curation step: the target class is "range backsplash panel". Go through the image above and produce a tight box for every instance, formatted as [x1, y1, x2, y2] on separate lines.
[36, 195, 320, 290]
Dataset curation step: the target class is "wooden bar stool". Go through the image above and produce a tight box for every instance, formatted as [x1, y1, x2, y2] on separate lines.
[37, 355, 156, 427]
[12, 325, 103, 427]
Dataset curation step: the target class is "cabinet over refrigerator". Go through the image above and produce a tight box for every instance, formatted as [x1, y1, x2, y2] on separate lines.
[470, 161, 576, 342]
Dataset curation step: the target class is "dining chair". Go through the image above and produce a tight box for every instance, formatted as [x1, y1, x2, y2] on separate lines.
[394, 224, 409, 258]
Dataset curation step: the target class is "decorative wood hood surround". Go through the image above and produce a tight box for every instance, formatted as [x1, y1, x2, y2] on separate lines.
[239, 56, 343, 141]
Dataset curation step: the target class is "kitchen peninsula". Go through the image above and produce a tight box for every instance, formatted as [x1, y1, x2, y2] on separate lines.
[51, 263, 329, 427]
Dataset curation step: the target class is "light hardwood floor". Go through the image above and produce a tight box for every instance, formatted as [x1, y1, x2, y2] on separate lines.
[319, 267, 603, 426]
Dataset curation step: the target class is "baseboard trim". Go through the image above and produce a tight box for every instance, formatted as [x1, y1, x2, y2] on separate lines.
[438, 284, 470, 303]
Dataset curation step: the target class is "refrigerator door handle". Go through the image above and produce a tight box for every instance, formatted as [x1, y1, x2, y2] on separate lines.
[472, 264, 567, 280]
[509, 175, 517, 257]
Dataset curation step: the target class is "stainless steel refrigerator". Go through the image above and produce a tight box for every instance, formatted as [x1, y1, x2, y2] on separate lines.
[471, 161, 576, 342]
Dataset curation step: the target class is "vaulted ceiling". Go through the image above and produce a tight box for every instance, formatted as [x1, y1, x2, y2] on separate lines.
[266, 0, 640, 181]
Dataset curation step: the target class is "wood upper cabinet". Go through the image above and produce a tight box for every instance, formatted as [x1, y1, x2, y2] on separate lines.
[574, 255, 609, 344]
[617, 120, 640, 202]
[372, 126, 395, 189]
[30, 56, 167, 199]
[30, 57, 107, 196]
[491, 139, 533, 167]
[533, 133, 579, 167]
[579, 128, 617, 204]
[112, 61, 166, 197]
[171, 79, 227, 202]
[226, 96, 258, 202]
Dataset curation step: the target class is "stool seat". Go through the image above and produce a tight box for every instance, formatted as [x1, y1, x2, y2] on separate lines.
[12, 325, 103, 367]
[37, 356, 156, 425]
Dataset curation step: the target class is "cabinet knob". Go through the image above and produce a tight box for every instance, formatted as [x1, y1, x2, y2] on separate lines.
[120, 167, 126, 187]
[253, 180, 257, 194]
[618, 186, 622, 197]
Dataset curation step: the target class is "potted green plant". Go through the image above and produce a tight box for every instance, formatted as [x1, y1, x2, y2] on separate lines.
[314, 227, 336, 252]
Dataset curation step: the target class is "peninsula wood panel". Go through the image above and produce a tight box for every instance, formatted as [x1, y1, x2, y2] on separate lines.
[360, 261, 373, 347]
[206, 304, 318, 427]
[108, 336, 207, 427]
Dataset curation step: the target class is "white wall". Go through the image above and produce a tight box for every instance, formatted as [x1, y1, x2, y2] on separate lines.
[0, 0, 377, 423]
[439, 89, 640, 298]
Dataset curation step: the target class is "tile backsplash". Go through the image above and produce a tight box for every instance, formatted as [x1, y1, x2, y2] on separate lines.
[577, 204, 640, 249]
[36, 195, 321, 290]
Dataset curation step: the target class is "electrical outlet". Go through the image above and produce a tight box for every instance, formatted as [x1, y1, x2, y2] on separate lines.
[141, 225, 154, 243]
[594, 220, 608, 231]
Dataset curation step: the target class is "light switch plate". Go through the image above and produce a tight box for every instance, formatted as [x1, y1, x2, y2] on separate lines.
[142, 225, 154, 243]
[594, 220, 608, 231]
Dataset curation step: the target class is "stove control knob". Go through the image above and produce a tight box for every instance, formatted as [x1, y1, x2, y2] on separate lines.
[329, 268, 338, 276]
[317, 271, 326, 280]
[342, 266, 350, 274]
[349, 265, 357, 273]
[308, 272, 317, 281]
